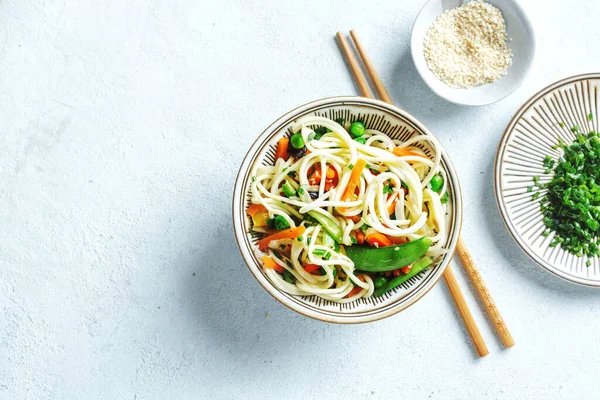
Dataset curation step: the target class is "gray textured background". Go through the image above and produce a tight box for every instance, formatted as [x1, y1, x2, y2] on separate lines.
[2, 0, 600, 399]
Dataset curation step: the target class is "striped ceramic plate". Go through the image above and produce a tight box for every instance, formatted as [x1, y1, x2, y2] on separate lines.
[495, 73, 600, 286]
[233, 97, 463, 323]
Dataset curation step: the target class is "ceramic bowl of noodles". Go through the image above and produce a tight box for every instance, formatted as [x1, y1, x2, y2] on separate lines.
[233, 96, 463, 323]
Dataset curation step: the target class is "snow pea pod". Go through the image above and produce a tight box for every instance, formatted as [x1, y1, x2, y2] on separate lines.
[373, 256, 434, 297]
[346, 237, 432, 272]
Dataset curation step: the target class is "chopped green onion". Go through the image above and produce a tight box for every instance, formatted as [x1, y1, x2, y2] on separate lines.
[313, 249, 327, 256]
[440, 192, 449, 204]
[282, 182, 296, 197]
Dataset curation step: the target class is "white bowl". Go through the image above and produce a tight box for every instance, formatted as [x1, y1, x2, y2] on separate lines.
[411, 0, 536, 106]
[232, 96, 463, 323]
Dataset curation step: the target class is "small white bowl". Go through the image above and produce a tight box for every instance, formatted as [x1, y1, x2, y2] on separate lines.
[411, 0, 536, 106]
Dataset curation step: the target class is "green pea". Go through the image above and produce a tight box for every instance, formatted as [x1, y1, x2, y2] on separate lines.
[290, 133, 305, 149]
[350, 121, 365, 138]
[374, 276, 388, 289]
[430, 175, 444, 192]
[354, 137, 366, 145]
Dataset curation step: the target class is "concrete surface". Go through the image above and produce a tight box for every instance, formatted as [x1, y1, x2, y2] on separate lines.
[1, 0, 600, 399]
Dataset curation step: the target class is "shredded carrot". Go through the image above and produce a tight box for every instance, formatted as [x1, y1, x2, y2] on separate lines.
[247, 204, 266, 216]
[304, 263, 321, 274]
[387, 201, 396, 216]
[341, 159, 367, 202]
[393, 147, 426, 158]
[258, 226, 306, 251]
[401, 265, 411, 274]
[262, 256, 284, 273]
[275, 138, 289, 161]
[366, 232, 392, 247]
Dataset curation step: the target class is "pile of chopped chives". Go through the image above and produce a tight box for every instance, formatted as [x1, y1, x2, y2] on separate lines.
[529, 125, 600, 264]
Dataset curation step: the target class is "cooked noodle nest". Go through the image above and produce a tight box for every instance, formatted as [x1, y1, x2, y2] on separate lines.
[250, 116, 449, 303]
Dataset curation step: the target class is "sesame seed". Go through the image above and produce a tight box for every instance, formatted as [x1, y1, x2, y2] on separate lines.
[423, 0, 513, 89]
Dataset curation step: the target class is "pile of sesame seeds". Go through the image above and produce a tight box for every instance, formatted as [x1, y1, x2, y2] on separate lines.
[423, 0, 513, 89]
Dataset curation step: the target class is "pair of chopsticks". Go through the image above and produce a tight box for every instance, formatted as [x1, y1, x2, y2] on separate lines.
[336, 30, 514, 357]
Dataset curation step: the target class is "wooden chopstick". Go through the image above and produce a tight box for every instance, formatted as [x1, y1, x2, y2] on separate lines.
[336, 31, 489, 357]
[456, 237, 515, 348]
[343, 30, 514, 352]
[336, 32, 374, 99]
[349, 30, 393, 104]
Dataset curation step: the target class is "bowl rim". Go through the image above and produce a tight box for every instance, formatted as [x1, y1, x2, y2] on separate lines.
[494, 73, 600, 287]
[232, 96, 464, 323]
[410, 0, 536, 106]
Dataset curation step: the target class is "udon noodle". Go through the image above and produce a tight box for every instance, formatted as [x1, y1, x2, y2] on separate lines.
[247, 116, 449, 303]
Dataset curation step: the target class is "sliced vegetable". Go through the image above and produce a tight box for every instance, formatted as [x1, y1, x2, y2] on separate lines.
[400, 265, 411, 274]
[282, 182, 296, 197]
[348, 214, 361, 223]
[282, 269, 296, 283]
[374, 256, 433, 296]
[306, 211, 343, 243]
[346, 286, 363, 298]
[341, 159, 367, 202]
[304, 263, 321, 274]
[247, 204, 266, 216]
[262, 255, 284, 273]
[387, 235, 408, 245]
[258, 226, 306, 251]
[347, 237, 432, 272]
[365, 232, 392, 247]
[392, 147, 426, 159]
[275, 138, 289, 161]
[440, 192, 449, 204]
[247, 204, 269, 227]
